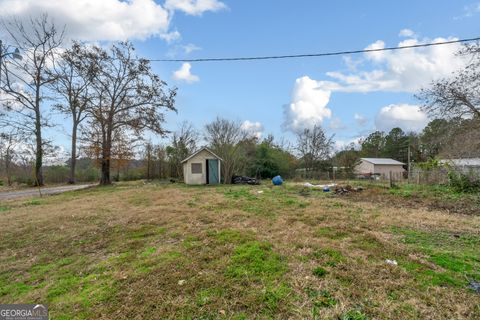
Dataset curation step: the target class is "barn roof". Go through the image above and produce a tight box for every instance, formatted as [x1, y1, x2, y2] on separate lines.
[181, 147, 223, 163]
[361, 158, 405, 165]
[439, 158, 480, 167]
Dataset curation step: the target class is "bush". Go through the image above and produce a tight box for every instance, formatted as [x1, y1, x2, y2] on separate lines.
[448, 171, 480, 193]
[312, 267, 327, 278]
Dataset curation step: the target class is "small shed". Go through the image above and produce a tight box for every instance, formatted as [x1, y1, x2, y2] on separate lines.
[182, 147, 223, 185]
[355, 158, 406, 178]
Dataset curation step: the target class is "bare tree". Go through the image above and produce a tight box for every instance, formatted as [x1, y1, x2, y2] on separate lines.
[296, 125, 333, 175]
[204, 117, 247, 184]
[0, 127, 24, 186]
[0, 15, 64, 185]
[418, 42, 480, 119]
[167, 121, 198, 179]
[110, 129, 135, 182]
[144, 141, 154, 180]
[155, 144, 168, 179]
[79, 42, 176, 185]
[49, 42, 94, 184]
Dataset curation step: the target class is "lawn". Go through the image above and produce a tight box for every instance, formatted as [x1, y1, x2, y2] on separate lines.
[0, 181, 479, 319]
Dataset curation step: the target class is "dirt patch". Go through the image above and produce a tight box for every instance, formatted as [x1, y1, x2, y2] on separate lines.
[342, 187, 480, 216]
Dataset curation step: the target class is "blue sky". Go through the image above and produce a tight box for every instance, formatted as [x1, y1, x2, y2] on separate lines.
[1, 0, 480, 151]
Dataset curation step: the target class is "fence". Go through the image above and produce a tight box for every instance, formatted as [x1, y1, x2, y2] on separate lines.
[294, 167, 477, 187]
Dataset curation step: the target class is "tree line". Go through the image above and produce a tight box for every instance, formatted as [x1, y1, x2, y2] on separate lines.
[1, 16, 479, 186]
[0, 16, 175, 186]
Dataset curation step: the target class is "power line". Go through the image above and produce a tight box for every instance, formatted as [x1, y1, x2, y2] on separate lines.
[149, 36, 480, 62]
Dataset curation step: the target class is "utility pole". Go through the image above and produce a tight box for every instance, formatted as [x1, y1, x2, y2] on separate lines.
[0, 39, 3, 84]
[407, 144, 411, 183]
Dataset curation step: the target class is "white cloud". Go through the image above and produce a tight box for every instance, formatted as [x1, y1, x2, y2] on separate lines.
[283, 76, 332, 132]
[160, 31, 182, 43]
[0, 0, 171, 41]
[283, 31, 466, 133]
[354, 113, 368, 126]
[183, 43, 202, 54]
[241, 120, 263, 139]
[166, 43, 202, 58]
[334, 137, 362, 151]
[165, 0, 227, 16]
[399, 28, 416, 38]
[326, 36, 466, 93]
[329, 117, 346, 130]
[0, 0, 226, 41]
[456, 2, 480, 19]
[172, 62, 199, 83]
[375, 104, 429, 132]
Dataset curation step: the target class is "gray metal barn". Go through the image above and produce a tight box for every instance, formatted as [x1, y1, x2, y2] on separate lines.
[355, 158, 406, 178]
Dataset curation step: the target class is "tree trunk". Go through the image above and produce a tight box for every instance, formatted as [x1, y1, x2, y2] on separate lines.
[68, 122, 78, 184]
[5, 148, 12, 186]
[34, 108, 44, 186]
[33, 74, 44, 187]
[100, 158, 111, 185]
[146, 152, 151, 180]
[100, 128, 112, 185]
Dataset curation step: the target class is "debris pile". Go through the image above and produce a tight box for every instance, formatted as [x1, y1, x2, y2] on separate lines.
[469, 279, 480, 294]
[232, 175, 260, 185]
[334, 185, 364, 195]
[303, 182, 337, 189]
[385, 259, 398, 266]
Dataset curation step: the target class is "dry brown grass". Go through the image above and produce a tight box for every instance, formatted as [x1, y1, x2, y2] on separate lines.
[0, 181, 479, 319]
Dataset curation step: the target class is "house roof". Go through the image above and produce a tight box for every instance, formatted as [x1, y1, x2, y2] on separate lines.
[361, 158, 405, 165]
[439, 158, 480, 167]
[181, 147, 223, 163]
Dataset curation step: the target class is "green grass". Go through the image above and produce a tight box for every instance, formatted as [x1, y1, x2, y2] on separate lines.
[306, 287, 337, 308]
[310, 248, 345, 266]
[387, 183, 480, 202]
[127, 194, 153, 206]
[393, 227, 480, 287]
[312, 266, 328, 278]
[316, 227, 349, 240]
[209, 229, 254, 244]
[339, 309, 369, 320]
[1, 182, 479, 319]
[226, 241, 286, 280]
[225, 240, 291, 314]
[222, 185, 309, 216]
[23, 198, 45, 206]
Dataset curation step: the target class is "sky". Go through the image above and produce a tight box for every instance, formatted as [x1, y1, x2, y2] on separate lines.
[1, 0, 480, 152]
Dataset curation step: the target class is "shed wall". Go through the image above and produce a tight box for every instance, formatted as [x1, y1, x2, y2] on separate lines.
[355, 160, 405, 177]
[183, 150, 221, 185]
[354, 160, 375, 174]
[373, 164, 406, 176]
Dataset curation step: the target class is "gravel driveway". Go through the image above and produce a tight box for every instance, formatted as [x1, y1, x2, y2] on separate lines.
[0, 184, 95, 201]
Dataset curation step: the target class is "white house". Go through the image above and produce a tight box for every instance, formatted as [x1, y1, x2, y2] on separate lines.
[439, 158, 480, 174]
[181, 147, 223, 185]
[355, 158, 406, 178]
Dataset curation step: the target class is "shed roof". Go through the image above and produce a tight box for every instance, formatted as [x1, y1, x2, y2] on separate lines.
[181, 147, 223, 163]
[439, 158, 480, 167]
[361, 158, 405, 165]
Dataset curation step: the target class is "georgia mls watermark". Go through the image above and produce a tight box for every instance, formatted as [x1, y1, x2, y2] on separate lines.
[0, 304, 48, 320]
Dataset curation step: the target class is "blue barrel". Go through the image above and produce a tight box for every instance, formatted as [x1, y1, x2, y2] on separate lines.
[272, 175, 283, 186]
[323, 186, 330, 192]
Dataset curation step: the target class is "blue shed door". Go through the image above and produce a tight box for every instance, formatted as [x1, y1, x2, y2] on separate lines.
[207, 159, 219, 184]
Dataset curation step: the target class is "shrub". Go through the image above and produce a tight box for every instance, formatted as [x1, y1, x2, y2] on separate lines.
[312, 267, 327, 278]
[448, 171, 480, 193]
